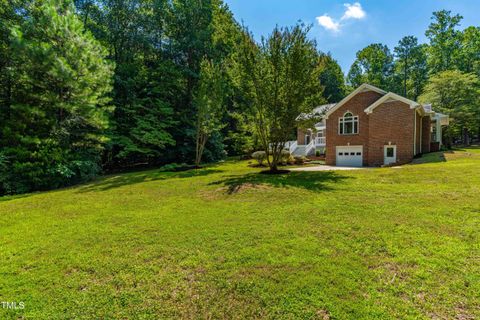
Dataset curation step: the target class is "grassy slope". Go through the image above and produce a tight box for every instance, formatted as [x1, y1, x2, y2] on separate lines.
[0, 149, 479, 319]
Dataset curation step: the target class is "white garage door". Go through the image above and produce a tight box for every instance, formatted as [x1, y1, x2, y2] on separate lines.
[336, 146, 363, 167]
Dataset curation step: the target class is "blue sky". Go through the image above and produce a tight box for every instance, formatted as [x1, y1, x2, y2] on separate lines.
[224, 0, 480, 73]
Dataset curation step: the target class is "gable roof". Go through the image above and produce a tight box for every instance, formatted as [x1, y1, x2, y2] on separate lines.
[310, 83, 446, 121]
[324, 83, 386, 119]
[364, 92, 421, 114]
[313, 103, 336, 115]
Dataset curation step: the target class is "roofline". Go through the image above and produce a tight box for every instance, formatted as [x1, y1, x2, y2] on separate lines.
[364, 92, 420, 114]
[324, 83, 386, 119]
[296, 103, 336, 121]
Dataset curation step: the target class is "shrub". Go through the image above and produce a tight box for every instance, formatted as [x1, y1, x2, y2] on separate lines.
[315, 150, 321, 157]
[280, 150, 291, 165]
[251, 151, 267, 165]
[294, 155, 307, 165]
[287, 154, 295, 165]
[159, 163, 190, 172]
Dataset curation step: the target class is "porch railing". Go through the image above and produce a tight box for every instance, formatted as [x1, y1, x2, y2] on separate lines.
[286, 141, 298, 153]
[305, 139, 315, 155]
[315, 137, 326, 146]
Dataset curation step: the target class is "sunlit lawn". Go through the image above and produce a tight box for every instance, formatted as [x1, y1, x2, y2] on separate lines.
[0, 148, 479, 319]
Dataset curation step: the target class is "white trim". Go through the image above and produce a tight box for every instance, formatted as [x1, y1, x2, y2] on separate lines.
[419, 116, 422, 153]
[364, 92, 420, 114]
[324, 83, 386, 119]
[384, 145, 397, 165]
[338, 111, 359, 135]
[436, 118, 442, 146]
[414, 110, 417, 155]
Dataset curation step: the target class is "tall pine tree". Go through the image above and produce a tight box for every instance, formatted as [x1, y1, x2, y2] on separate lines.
[0, 0, 113, 194]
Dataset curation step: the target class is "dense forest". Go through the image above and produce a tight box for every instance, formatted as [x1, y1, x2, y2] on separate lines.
[0, 0, 479, 195]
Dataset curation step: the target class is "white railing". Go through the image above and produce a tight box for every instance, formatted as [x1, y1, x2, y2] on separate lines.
[315, 137, 326, 146]
[305, 139, 315, 155]
[286, 141, 297, 153]
[269, 141, 296, 151]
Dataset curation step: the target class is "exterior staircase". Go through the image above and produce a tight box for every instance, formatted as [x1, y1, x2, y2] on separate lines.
[292, 139, 316, 156]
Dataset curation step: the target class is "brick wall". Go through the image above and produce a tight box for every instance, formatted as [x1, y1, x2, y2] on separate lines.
[421, 116, 431, 153]
[297, 128, 306, 145]
[368, 101, 415, 166]
[297, 128, 313, 145]
[325, 91, 383, 165]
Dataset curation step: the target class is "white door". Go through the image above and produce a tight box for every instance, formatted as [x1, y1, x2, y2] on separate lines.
[384, 145, 397, 165]
[336, 146, 363, 167]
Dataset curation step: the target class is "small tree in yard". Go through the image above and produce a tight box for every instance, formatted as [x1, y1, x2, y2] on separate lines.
[236, 24, 324, 172]
[194, 58, 226, 167]
[419, 70, 480, 146]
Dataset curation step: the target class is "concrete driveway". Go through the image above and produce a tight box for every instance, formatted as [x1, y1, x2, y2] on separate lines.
[290, 165, 365, 171]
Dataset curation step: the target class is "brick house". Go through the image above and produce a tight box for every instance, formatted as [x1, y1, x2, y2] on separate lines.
[290, 83, 449, 167]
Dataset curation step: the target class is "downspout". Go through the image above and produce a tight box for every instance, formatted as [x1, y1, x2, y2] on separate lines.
[413, 108, 417, 155]
[419, 116, 422, 154]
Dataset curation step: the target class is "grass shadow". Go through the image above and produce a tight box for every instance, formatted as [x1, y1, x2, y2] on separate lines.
[0, 193, 33, 202]
[77, 168, 224, 193]
[450, 145, 480, 152]
[411, 152, 448, 164]
[412, 147, 480, 165]
[209, 170, 351, 194]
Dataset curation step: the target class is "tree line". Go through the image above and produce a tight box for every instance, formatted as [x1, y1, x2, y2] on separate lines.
[0, 1, 479, 194]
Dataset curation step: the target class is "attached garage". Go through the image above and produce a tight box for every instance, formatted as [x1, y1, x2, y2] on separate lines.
[336, 146, 363, 167]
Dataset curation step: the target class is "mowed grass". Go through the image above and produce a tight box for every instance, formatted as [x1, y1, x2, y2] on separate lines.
[0, 149, 479, 319]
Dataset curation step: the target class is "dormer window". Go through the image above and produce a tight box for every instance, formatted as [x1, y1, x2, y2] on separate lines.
[339, 112, 359, 135]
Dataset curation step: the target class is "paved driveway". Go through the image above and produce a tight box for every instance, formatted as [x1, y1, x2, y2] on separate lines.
[290, 165, 365, 171]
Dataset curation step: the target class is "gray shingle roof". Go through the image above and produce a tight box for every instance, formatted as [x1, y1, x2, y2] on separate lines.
[312, 103, 337, 116]
[296, 103, 337, 121]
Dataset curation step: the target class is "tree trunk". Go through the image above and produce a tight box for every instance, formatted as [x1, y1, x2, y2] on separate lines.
[195, 132, 206, 167]
[445, 132, 452, 149]
[269, 144, 280, 172]
[463, 127, 470, 146]
[82, 2, 91, 32]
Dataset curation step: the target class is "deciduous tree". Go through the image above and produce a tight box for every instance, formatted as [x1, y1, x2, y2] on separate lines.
[419, 70, 480, 145]
[318, 53, 346, 103]
[237, 24, 324, 172]
[347, 43, 394, 90]
[194, 58, 226, 167]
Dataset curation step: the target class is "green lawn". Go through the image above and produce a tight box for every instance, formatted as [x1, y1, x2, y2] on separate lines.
[1, 149, 479, 319]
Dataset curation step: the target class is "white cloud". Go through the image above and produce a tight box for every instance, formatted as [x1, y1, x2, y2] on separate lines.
[316, 2, 366, 33]
[316, 14, 340, 32]
[341, 2, 366, 20]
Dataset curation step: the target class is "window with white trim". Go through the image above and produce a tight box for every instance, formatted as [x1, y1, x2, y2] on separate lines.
[339, 112, 359, 135]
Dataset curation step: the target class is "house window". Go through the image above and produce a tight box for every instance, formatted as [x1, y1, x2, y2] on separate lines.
[339, 112, 359, 135]
[386, 147, 394, 157]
